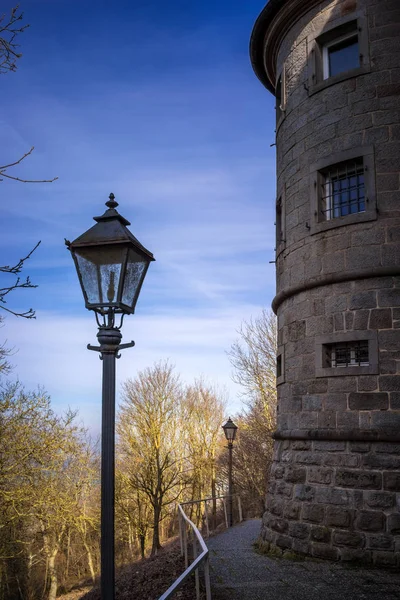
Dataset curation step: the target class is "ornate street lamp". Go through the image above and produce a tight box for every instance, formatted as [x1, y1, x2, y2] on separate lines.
[66, 193, 154, 600]
[222, 417, 238, 527]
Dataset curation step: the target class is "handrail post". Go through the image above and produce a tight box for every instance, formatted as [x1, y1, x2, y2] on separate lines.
[222, 498, 228, 529]
[204, 500, 210, 538]
[193, 532, 200, 600]
[204, 553, 212, 600]
[238, 495, 243, 523]
[178, 509, 184, 556]
[183, 521, 188, 569]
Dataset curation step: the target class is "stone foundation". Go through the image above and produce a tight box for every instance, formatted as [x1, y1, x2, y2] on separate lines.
[261, 438, 400, 565]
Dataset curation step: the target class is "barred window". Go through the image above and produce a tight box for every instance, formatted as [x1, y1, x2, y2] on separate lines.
[320, 158, 365, 221]
[325, 340, 369, 368]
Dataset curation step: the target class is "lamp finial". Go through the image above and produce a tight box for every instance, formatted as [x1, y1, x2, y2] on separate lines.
[106, 193, 118, 210]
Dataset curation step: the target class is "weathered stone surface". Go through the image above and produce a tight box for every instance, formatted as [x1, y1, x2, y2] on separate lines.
[258, 0, 400, 565]
[348, 392, 389, 410]
[335, 470, 382, 489]
[302, 504, 325, 523]
[325, 507, 352, 528]
[333, 531, 365, 548]
[356, 511, 385, 532]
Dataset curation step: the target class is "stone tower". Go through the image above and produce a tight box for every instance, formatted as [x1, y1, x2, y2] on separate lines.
[250, 0, 400, 565]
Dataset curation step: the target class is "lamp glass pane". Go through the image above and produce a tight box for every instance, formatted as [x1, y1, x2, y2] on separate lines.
[122, 249, 148, 308]
[75, 247, 125, 307]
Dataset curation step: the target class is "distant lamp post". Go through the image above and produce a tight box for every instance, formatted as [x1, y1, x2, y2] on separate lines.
[66, 193, 154, 600]
[222, 417, 238, 527]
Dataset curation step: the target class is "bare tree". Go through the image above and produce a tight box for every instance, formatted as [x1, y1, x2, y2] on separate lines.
[0, 7, 58, 184]
[182, 380, 226, 526]
[118, 361, 183, 556]
[227, 309, 278, 516]
[228, 308, 277, 413]
[0, 4, 28, 74]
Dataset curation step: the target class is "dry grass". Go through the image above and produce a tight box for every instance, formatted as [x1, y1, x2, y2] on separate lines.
[59, 540, 197, 600]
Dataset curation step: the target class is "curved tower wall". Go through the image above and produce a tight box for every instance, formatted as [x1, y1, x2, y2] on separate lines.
[251, 0, 400, 564]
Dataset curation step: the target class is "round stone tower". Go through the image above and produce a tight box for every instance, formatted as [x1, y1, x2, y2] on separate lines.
[250, 0, 400, 565]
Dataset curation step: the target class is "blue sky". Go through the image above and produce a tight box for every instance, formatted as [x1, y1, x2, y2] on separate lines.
[1, 0, 276, 434]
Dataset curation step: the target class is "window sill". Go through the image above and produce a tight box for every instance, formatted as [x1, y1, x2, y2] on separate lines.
[309, 64, 371, 97]
[316, 364, 378, 378]
[310, 207, 377, 235]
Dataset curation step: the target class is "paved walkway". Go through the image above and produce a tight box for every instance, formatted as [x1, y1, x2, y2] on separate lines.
[207, 519, 400, 600]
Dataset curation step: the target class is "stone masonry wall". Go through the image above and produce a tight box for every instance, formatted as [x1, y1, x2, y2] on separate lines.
[262, 438, 400, 566]
[257, 0, 400, 564]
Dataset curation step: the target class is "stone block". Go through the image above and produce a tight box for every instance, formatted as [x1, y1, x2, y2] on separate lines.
[339, 549, 372, 563]
[328, 377, 357, 393]
[353, 309, 370, 330]
[363, 453, 400, 470]
[291, 440, 311, 451]
[289, 522, 310, 539]
[315, 487, 350, 506]
[390, 393, 400, 409]
[356, 511, 385, 532]
[350, 442, 371, 453]
[375, 442, 400, 454]
[373, 551, 397, 567]
[378, 330, 400, 352]
[365, 491, 395, 509]
[284, 502, 301, 520]
[318, 411, 336, 429]
[350, 291, 377, 310]
[378, 288, 400, 307]
[376, 172, 400, 191]
[275, 481, 294, 498]
[302, 504, 324, 523]
[383, 472, 400, 491]
[333, 530, 365, 548]
[308, 467, 333, 485]
[285, 466, 307, 484]
[346, 247, 381, 271]
[371, 411, 400, 430]
[357, 376, 378, 392]
[313, 441, 346, 452]
[379, 375, 400, 391]
[324, 393, 347, 411]
[276, 535, 293, 550]
[387, 513, 400, 534]
[348, 392, 389, 410]
[268, 497, 284, 517]
[345, 311, 354, 330]
[310, 526, 331, 543]
[294, 484, 315, 502]
[302, 395, 322, 411]
[369, 308, 392, 329]
[337, 411, 359, 429]
[292, 539, 309, 555]
[367, 535, 394, 550]
[325, 507, 352, 528]
[324, 453, 359, 467]
[335, 470, 382, 489]
[270, 517, 289, 534]
[294, 451, 324, 465]
[311, 543, 339, 561]
[377, 83, 400, 98]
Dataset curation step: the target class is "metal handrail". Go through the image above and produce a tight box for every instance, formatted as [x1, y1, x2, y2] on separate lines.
[158, 494, 243, 600]
[158, 504, 211, 600]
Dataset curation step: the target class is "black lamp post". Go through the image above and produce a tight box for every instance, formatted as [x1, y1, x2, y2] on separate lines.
[66, 193, 154, 600]
[222, 417, 238, 527]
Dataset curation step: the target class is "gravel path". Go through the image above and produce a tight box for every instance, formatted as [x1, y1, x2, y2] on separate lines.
[207, 519, 400, 600]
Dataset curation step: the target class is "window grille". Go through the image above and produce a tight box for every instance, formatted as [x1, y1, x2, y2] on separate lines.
[321, 159, 365, 220]
[325, 340, 369, 368]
